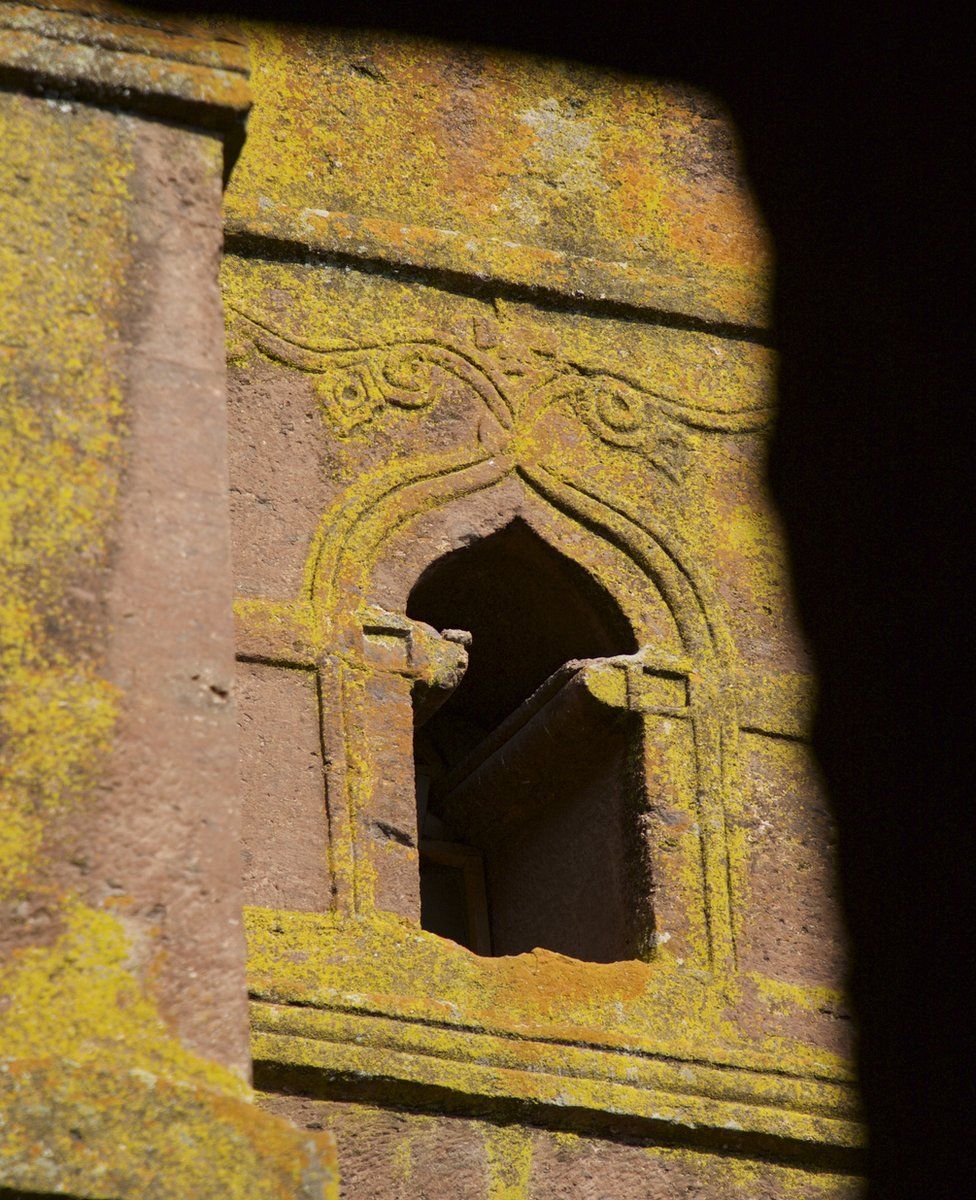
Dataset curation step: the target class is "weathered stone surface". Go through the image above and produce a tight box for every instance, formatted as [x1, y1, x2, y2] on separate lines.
[0, 0, 250, 136]
[262, 1096, 863, 1200]
[223, 23, 857, 1197]
[1, 1061, 338, 1200]
[238, 660, 332, 911]
[0, 80, 249, 1076]
[2, 8, 856, 1197]
[0, 12, 337, 1195]
[225, 24, 771, 328]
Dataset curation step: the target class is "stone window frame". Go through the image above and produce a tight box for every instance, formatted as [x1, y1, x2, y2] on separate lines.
[229, 316, 860, 1159]
[236, 452, 736, 971]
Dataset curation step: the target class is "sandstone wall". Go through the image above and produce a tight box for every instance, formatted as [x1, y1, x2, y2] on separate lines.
[0, 8, 863, 1198]
[224, 23, 862, 1200]
[0, 5, 336, 1196]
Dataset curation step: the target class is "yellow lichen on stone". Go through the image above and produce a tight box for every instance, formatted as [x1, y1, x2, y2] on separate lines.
[222, 223, 854, 1152]
[214, 22, 856, 1195]
[0, 1056, 339, 1200]
[0, 76, 342, 1199]
[0, 896, 342, 1191]
[0, 92, 130, 904]
[390, 1136, 414, 1187]
[484, 1124, 533, 1199]
[226, 23, 771, 325]
[648, 1146, 864, 1199]
[244, 905, 854, 1095]
[748, 972, 847, 1018]
[0, 895, 246, 1094]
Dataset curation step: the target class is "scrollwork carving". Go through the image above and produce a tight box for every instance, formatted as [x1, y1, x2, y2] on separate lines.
[314, 353, 388, 435]
[229, 305, 765, 481]
[550, 373, 693, 482]
[230, 309, 513, 437]
[381, 344, 438, 407]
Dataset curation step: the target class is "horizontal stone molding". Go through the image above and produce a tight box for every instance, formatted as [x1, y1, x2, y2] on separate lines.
[245, 906, 861, 1167]
[0, 1, 250, 129]
[250, 1000, 864, 1167]
[223, 196, 773, 339]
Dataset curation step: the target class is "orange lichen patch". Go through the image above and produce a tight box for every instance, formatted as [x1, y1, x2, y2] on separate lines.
[244, 907, 853, 1088]
[225, 23, 771, 327]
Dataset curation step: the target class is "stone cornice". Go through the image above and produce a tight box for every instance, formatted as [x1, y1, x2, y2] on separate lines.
[224, 196, 773, 340]
[0, 1, 250, 133]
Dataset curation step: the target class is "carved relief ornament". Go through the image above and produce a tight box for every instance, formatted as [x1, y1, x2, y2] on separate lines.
[230, 308, 771, 485]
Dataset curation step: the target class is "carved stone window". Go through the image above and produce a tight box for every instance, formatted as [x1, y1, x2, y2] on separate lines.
[408, 518, 642, 962]
[225, 289, 858, 1159]
[235, 411, 730, 959]
[220, 40, 858, 1161]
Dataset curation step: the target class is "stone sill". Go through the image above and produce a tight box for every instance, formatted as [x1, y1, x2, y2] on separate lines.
[245, 907, 863, 1172]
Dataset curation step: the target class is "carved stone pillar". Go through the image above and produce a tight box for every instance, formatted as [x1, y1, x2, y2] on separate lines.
[0, 4, 337, 1196]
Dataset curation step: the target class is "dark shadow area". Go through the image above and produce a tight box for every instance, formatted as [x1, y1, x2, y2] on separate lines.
[255, 1057, 865, 1176]
[408, 520, 641, 961]
[0, 1190, 120, 1200]
[174, 5, 969, 1193]
[408, 519, 636, 764]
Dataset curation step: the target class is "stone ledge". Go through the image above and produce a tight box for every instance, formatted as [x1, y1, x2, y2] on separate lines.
[250, 1006, 863, 1170]
[244, 908, 863, 1169]
[0, 1, 250, 131]
[224, 196, 773, 339]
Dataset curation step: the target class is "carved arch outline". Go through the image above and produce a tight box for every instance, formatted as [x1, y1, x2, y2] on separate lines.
[303, 445, 741, 973]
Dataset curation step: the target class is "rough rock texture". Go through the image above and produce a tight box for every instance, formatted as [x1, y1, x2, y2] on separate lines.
[263, 1096, 863, 1200]
[0, 74, 250, 1067]
[225, 21, 861, 1199]
[1, 7, 860, 1198]
[238, 660, 331, 910]
[0, 7, 337, 1196]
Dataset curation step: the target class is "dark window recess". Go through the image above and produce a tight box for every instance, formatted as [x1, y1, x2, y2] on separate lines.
[408, 519, 643, 963]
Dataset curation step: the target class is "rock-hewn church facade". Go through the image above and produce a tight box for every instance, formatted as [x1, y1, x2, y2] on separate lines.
[1, 6, 862, 1197]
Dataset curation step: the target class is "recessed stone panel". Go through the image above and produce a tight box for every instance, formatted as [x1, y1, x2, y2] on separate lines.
[238, 660, 331, 911]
